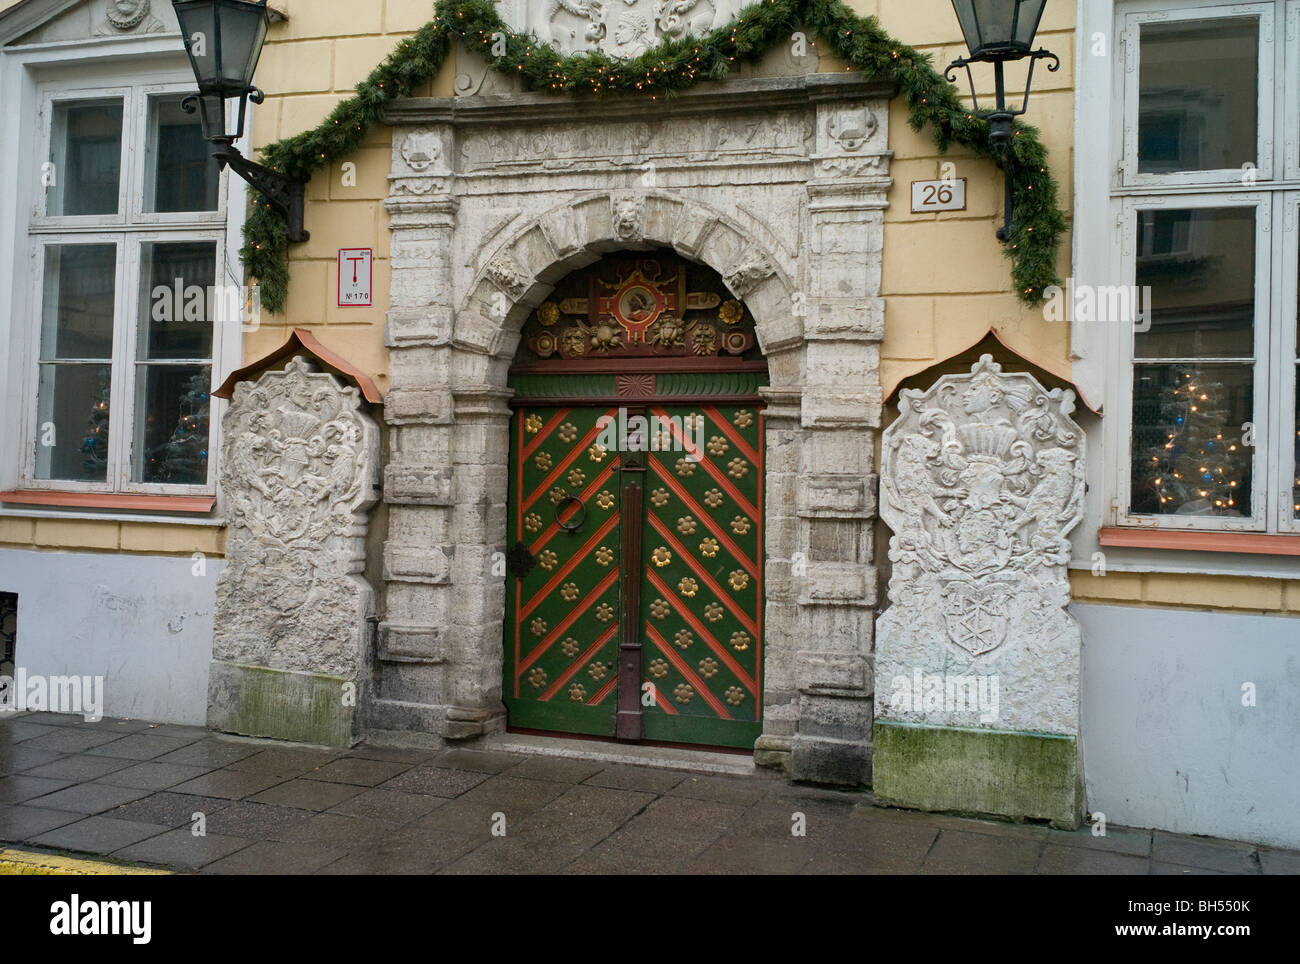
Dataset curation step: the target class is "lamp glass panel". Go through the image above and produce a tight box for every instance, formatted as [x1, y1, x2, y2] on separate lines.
[217, 3, 269, 88]
[1013, 0, 1047, 48]
[173, 3, 218, 86]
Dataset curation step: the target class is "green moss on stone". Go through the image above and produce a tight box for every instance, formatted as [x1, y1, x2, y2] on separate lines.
[873, 721, 1080, 829]
[208, 661, 357, 747]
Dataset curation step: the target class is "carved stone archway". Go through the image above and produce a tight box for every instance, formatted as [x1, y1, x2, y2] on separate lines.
[375, 72, 891, 784]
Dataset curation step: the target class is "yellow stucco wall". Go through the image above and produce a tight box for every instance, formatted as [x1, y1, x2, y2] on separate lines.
[1, 0, 1287, 610]
[872, 0, 1074, 396]
[246, 0, 1077, 417]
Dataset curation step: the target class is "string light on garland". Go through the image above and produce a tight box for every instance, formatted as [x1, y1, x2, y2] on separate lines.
[241, 0, 1064, 313]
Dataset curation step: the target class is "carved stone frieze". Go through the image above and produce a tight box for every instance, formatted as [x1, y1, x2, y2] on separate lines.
[499, 0, 746, 58]
[457, 111, 813, 174]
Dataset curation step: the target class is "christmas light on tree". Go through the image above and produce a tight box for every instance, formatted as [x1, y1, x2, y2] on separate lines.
[80, 374, 110, 479]
[1135, 368, 1251, 516]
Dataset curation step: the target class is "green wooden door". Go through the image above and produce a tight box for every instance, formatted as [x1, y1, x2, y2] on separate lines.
[504, 402, 763, 750]
[638, 405, 763, 749]
[504, 406, 623, 736]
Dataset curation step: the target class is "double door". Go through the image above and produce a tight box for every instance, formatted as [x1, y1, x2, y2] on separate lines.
[503, 402, 763, 749]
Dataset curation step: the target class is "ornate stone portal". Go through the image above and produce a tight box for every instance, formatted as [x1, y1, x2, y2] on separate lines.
[874, 355, 1085, 826]
[378, 69, 891, 783]
[209, 357, 381, 746]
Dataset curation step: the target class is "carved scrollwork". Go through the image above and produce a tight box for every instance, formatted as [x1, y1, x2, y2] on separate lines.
[879, 355, 1085, 660]
[486, 251, 531, 300]
[214, 357, 380, 678]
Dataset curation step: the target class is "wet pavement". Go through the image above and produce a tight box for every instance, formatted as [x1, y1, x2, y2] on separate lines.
[2, 711, 1296, 875]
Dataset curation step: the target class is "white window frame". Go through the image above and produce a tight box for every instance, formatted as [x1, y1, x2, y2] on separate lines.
[1118, 1, 1276, 188]
[1072, 0, 1300, 575]
[1278, 193, 1300, 532]
[23, 228, 229, 496]
[128, 82, 231, 228]
[0, 36, 251, 507]
[1112, 191, 1273, 531]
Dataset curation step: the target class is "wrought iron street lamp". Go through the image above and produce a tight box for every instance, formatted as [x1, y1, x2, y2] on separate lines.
[945, 0, 1058, 241]
[172, 0, 308, 241]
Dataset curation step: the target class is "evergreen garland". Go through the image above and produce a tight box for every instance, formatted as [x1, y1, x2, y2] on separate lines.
[242, 0, 1066, 312]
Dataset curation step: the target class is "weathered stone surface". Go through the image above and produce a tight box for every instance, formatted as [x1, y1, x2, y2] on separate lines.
[873, 722, 1081, 829]
[207, 662, 357, 748]
[874, 355, 1084, 822]
[378, 73, 892, 774]
[210, 357, 380, 746]
[876, 355, 1085, 736]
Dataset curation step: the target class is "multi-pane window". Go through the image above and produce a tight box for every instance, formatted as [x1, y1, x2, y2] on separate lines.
[27, 83, 226, 492]
[1115, 0, 1300, 533]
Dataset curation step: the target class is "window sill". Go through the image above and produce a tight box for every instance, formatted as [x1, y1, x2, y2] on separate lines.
[0, 490, 216, 514]
[1099, 527, 1300, 557]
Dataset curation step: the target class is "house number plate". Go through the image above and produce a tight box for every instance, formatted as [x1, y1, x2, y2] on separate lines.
[910, 178, 967, 213]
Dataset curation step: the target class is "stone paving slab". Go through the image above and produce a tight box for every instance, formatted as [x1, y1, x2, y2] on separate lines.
[3, 717, 1298, 875]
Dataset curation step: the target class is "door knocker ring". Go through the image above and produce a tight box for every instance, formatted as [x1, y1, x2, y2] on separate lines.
[555, 495, 587, 532]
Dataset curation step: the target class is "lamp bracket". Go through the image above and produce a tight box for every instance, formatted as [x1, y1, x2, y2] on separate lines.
[944, 47, 1060, 118]
[943, 46, 1058, 244]
[211, 141, 310, 244]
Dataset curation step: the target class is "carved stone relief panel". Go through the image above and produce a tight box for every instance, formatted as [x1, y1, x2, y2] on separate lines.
[497, 0, 747, 58]
[210, 357, 381, 744]
[457, 110, 815, 175]
[876, 355, 1085, 736]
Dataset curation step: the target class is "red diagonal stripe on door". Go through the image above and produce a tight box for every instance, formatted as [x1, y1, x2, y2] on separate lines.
[587, 676, 618, 706]
[538, 624, 617, 701]
[517, 568, 619, 676]
[522, 411, 617, 513]
[648, 459, 757, 579]
[702, 406, 760, 467]
[649, 412, 759, 521]
[521, 512, 620, 619]
[527, 460, 618, 556]
[644, 569, 757, 696]
[647, 514, 759, 637]
[521, 408, 572, 461]
[645, 623, 732, 720]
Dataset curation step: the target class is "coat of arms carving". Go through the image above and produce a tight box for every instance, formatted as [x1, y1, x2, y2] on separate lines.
[213, 357, 380, 678]
[875, 355, 1085, 735]
[879, 355, 1084, 659]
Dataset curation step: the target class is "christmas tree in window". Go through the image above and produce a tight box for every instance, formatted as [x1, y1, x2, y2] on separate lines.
[1133, 368, 1251, 516]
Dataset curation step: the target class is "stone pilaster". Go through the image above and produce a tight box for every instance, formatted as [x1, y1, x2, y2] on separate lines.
[786, 93, 891, 785]
[370, 123, 462, 745]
